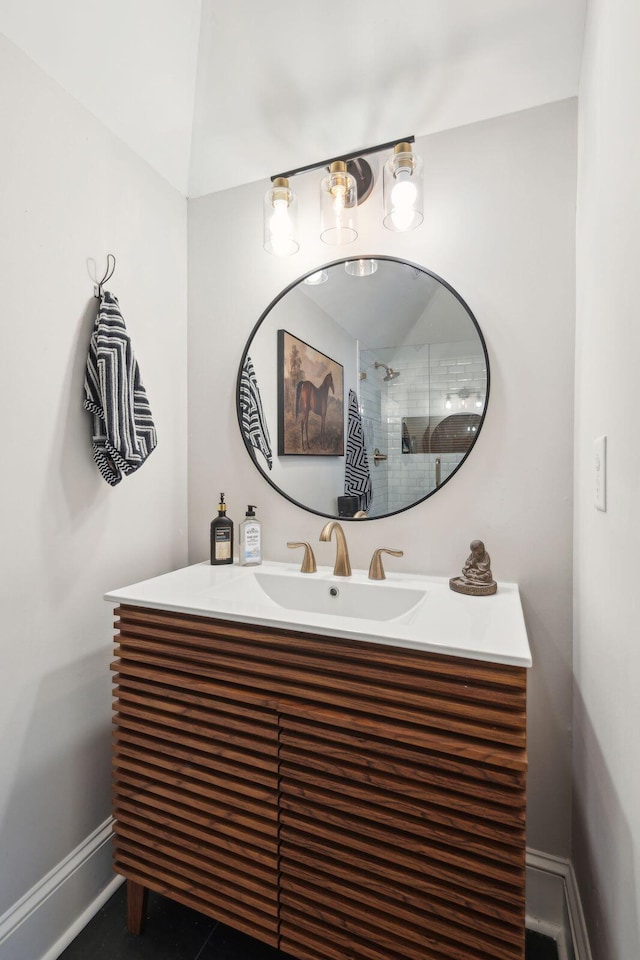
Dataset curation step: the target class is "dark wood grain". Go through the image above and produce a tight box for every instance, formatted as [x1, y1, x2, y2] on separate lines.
[112, 604, 527, 959]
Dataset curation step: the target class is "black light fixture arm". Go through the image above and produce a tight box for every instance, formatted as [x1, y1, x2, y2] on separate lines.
[271, 135, 415, 182]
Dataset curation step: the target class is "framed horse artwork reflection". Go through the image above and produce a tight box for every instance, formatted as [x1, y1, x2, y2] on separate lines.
[277, 330, 344, 456]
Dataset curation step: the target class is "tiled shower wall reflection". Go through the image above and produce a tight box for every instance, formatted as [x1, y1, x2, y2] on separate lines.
[360, 342, 486, 515]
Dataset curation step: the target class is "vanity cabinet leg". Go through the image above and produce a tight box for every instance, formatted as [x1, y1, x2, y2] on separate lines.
[126, 879, 148, 935]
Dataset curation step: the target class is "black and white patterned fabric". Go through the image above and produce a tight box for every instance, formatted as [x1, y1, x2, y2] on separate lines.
[239, 354, 273, 470]
[345, 388, 372, 512]
[83, 291, 157, 486]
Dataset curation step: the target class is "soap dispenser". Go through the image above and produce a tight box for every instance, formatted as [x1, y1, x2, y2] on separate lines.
[210, 493, 234, 565]
[239, 505, 262, 566]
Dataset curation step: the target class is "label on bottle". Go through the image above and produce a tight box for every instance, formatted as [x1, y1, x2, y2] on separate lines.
[214, 527, 231, 560]
[242, 523, 261, 562]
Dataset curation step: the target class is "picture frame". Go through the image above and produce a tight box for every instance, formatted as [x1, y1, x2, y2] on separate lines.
[277, 329, 344, 456]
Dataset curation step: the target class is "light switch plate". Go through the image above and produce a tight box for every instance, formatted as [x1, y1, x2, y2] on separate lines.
[594, 435, 606, 511]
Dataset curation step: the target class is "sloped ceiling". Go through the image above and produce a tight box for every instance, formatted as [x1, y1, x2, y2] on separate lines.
[0, 0, 586, 198]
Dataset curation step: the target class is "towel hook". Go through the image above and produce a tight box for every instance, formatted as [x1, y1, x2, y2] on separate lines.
[94, 254, 116, 298]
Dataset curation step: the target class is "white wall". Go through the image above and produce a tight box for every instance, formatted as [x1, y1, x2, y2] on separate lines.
[0, 1, 202, 194]
[188, 99, 577, 859]
[0, 34, 188, 956]
[574, 1, 640, 957]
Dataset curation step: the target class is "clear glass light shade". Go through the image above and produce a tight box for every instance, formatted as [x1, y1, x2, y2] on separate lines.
[344, 258, 378, 277]
[264, 178, 299, 256]
[320, 161, 358, 245]
[383, 144, 424, 232]
[304, 269, 329, 285]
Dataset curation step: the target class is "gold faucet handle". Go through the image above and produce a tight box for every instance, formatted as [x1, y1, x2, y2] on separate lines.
[368, 548, 404, 580]
[287, 541, 317, 574]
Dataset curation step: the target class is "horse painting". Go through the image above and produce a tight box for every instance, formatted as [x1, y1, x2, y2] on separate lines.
[277, 330, 344, 456]
[296, 372, 334, 449]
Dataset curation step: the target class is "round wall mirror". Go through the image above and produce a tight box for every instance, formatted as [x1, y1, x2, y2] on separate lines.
[237, 257, 489, 520]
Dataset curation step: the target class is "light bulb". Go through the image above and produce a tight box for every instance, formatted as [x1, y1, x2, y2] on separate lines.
[391, 170, 418, 206]
[445, 395, 452, 410]
[263, 177, 298, 256]
[383, 144, 423, 231]
[320, 161, 357, 244]
[330, 182, 347, 201]
[331, 191, 345, 214]
[475, 394, 483, 408]
[268, 200, 294, 257]
[390, 173, 419, 230]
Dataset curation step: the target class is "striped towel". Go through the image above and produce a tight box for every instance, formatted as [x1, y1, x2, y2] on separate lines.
[345, 388, 372, 511]
[239, 355, 273, 469]
[83, 291, 157, 486]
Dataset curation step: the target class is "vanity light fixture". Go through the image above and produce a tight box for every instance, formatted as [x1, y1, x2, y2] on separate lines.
[263, 177, 299, 256]
[383, 142, 424, 232]
[475, 393, 483, 409]
[265, 136, 421, 256]
[320, 161, 358, 245]
[445, 394, 452, 410]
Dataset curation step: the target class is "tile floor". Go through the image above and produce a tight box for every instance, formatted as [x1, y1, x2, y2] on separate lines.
[58, 883, 559, 960]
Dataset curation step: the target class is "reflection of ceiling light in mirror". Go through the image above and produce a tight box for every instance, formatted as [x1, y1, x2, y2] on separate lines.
[345, 259, 378, 278]
[475, 393, 483, 408]
[303, 270, 328, 285]
[445, 394, 452, 410]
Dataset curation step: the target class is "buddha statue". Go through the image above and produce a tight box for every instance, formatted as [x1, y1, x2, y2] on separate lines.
[450, 540, 497, 595]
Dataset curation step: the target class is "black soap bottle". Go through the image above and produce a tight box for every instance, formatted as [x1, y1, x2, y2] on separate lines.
[210, 493, 234, 565]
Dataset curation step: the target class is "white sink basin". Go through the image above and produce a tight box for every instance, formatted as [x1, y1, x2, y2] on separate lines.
[105, 560, 532, 667]
[253, 570, 425, 621]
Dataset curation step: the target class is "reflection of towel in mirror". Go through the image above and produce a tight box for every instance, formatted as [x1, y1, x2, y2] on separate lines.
[83, 291, 157, 486]
[240, 355, 273, 470]
[345, 389, 372, 511]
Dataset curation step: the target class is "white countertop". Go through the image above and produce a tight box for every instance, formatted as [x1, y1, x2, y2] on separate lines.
[105, 560, 532, 668]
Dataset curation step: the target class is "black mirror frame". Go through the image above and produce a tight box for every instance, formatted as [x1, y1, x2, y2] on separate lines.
[236, 256, 490, 521]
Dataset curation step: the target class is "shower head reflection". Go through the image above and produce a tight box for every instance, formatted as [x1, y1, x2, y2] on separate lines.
[374, 361, 400, 382]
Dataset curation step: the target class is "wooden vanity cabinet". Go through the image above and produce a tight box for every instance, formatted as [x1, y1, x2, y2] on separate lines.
[112, 605, 280, 944]
[112, 605, 527, 960]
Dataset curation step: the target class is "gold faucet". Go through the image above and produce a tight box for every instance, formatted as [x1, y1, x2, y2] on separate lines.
[368, 548, 404, 580]
[319, 521, 352, 577]
[287, 541, 317, 573]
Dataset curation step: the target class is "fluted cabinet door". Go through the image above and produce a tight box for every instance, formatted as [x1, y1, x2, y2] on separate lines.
[112, 606, 279, 946]
[277, 649, 527, 960]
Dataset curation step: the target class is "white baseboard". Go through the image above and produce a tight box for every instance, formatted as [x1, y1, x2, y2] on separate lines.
[526, 848, 593, 960]
[1, 830, 590, 960]
[0, 818, 120, 960]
